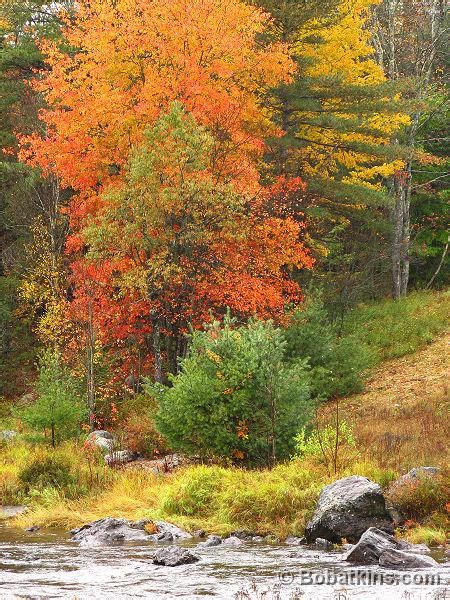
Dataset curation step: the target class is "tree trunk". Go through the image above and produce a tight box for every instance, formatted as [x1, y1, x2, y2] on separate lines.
[51, 421, 55, 448]
[86, 298, 95, 431]
[152, 318, 163, 384]
[391, 177, 405, 300]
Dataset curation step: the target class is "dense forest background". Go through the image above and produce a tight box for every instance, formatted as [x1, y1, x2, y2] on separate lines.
[0, 0, 448, 436]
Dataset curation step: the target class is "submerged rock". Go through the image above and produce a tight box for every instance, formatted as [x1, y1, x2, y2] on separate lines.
[222, 536, 243, 546]
[379, 548, 438, 570]
[315, 538, 333, 550]
[305, 475, 393, 544]
[198, 535, 222, 548]
[153, 546, 199, 567]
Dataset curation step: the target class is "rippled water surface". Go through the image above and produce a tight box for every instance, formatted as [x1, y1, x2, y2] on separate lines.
[0, 524, 448, 599]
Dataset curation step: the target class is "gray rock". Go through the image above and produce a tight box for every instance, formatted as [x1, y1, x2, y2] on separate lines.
[105, 450, 136, 465]
[198, 535, 222, 548]
[345, 527, 400, 564]
[397, 540, 431, 555]
[88, 430, 114, 440]
[0, 430, 17, 441]
[87, 431, 116, 453]
[390, 467, 440, 492]
[153, 546, 200, 567]
[70, 518, 191, 546]
[305, 476, 393, 544]
[0, 505, 27, 519]
[252, 536, 264, 542]
[379, 548, 438, 570]
[25, 526, 40, 532]
[388, 467, 441, 525]
[285, 536, 307, 545]
[344, 527, 428, 565]
[192, 529, 206, 538]
[129, 519, 152, 530]
[315, 537, 333, 550]
[150, 521, 192, 541]
[222, 535, 243, 546]
[230, 530, 258, 541]
[71, 517, 150, 546]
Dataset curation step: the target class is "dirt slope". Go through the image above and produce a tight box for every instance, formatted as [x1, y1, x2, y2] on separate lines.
[321, 334, 449, 470]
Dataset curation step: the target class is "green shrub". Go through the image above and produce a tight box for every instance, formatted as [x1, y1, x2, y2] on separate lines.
[152, 317, 314, 467]
[387, 472, 449, 521]
[284, 296, 374, 400]
[19, 456, 75, 492]
[294, 420, 358, 475]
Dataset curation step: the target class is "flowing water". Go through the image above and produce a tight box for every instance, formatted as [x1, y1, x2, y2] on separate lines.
[0, 524, 448, 599]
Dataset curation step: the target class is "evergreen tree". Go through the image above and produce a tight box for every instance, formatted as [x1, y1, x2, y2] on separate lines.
[256, 0, 412, 312]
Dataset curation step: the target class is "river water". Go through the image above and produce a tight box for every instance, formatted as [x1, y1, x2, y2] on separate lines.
[0, 524, 448, 599]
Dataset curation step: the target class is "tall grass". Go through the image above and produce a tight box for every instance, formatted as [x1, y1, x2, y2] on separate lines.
[343, 289, 449, 363]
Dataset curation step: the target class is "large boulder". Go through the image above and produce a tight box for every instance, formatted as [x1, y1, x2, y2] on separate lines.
[305, 476, 393, 544]
[71, 518, 191, 546]
[379, 548, 438, 570]
[71, 517, 150, 546]
[153, 546, 199, 567]
[345, 527, 434, 567]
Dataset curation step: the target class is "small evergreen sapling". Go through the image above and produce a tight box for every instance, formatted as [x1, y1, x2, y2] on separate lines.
[18, 349, 85, 446]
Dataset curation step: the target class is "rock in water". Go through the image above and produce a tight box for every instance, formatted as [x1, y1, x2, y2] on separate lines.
[305, 475, 393, 544]
[153, 546, 200, 567]
[71, 518, 151, 546]
[198, 535, 222, 548]
[344, 527, 400, 565]
[71, 518, 192, 545]
[344, 527, 432, 566]
[222, 536, 243, 546]
[379, 548, 438, 570]
[147, 521, 192, 542]
[315, 538, 333, 550]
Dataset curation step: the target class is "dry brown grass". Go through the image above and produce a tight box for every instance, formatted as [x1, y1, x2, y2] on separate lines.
[320, 333, 449, 471]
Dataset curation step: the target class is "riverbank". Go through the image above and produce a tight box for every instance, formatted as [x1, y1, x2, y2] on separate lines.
[1, 290, 449, 543]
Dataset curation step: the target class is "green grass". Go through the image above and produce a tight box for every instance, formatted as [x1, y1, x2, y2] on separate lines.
[343, 289, 449, 364]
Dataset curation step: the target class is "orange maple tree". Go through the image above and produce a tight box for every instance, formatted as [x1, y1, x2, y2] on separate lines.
[19, 0, 313, 381]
